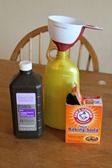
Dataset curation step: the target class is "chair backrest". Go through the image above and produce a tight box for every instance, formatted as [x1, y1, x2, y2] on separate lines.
[77, 36, 99, 72]
[10, 25, 48, 64]
[10, 25, 99, 72]
[46, 35, 99, 72]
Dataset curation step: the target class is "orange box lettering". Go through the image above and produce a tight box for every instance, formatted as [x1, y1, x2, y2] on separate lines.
[66, 96, 103, 144]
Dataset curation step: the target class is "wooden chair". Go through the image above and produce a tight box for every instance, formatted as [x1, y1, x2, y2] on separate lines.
[10, 25, 99, 72]
[10, 25, 48, 64]
[77, 36, 99, 72]
[46, 36, 99, 72]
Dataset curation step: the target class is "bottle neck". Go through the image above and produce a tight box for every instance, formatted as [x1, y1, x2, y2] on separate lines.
[57, 50, 70, 59]
[20, 70, 32, 75]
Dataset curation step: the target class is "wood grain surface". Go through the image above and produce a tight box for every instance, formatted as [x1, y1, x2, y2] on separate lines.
[0, 59, 112, 168]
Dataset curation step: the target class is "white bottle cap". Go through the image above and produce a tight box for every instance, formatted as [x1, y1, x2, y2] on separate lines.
[19, 60, 32, 71]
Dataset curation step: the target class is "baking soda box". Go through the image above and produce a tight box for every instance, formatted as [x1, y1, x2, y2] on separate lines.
[66, 96, 103, 144]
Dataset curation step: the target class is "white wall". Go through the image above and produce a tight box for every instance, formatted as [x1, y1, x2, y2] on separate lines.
[0, 0, 111, 73]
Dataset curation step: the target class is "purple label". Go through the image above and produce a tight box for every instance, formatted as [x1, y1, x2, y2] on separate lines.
[16, 93, 37, 131]
[19, 108, 35, 117]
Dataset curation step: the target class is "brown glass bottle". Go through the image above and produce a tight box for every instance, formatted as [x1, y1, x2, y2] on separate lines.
[10, 60, 43, 138]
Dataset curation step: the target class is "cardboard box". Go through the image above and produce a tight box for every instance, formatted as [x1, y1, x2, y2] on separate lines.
[66, 96, 103, 144]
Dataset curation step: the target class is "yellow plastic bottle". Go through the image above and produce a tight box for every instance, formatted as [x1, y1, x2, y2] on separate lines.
[44, 50, 79, 130]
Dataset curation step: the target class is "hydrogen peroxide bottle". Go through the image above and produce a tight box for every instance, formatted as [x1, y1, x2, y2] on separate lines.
[44, 51, 79, 130]
[10, 60, 43, 138]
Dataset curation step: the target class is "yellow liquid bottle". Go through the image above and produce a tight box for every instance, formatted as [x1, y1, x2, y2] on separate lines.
[44, 51, 79, 130]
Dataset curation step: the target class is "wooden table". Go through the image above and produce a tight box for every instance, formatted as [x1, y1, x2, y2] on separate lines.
[0, 59, 112, 168]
